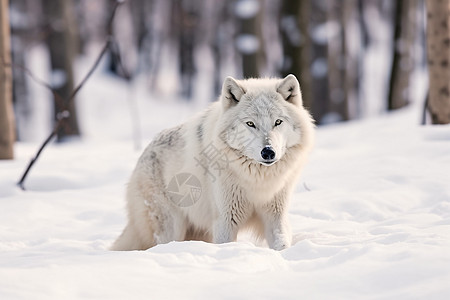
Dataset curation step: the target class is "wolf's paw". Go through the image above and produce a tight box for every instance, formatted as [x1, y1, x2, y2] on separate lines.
[271, 236, 291, 251]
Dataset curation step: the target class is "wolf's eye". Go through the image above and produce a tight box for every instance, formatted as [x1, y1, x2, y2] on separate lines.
[274, 119, 283, 126]
[246, 121, 256, 128]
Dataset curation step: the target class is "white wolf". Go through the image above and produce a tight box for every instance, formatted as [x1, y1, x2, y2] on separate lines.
[111, 74, 315, 251]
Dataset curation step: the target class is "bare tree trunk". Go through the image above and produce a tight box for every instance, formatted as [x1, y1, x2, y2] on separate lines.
[235, 0, 265, 79]
[42, 0, 80, 141]
[388, 0, 418, 110]
[426, 0, 450, 124]
[326, 0, 349, 122]
[324, 0, 360, 123]
[310, 0, 329, 124]
[130, 0, 150, 51]
[358, 0, 370, 48]
[10, 0, 40, 141]
[172, 0, 199, 99]
[9, 0, 28, 141]
[211, 1, 229, 96]
[342, 0, 361, 120]
[0, 0, 15, 159]
[279, 0, 312, 110]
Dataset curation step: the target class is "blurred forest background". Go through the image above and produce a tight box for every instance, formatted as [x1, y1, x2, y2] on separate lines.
[2, 0, 450, 160]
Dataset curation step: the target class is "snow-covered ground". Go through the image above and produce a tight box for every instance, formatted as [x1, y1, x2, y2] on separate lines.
[1, 66, 450, 298]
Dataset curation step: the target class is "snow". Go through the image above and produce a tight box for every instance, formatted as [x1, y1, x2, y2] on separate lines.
[234, 0, 260, 19]
[280, 16, 302, 46]
[50, 69, 67, 89]
[2, 64, 450, 299]
[311, 21, 341, 45]
[311, 57, 328, 78]
[235, 34, 260, 55]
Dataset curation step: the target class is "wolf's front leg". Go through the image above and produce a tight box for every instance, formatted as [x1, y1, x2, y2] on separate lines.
[263, 212, 292, 250]
[212, 183, 250, 244]
[212, 216, 238, 244]
[260, 189, 292, 250]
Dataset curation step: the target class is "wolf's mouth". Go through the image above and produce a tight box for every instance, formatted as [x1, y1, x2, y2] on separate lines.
[259, 160, 278, 166]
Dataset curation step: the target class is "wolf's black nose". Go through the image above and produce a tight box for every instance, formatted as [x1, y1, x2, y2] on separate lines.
[261, 147, 276, 160]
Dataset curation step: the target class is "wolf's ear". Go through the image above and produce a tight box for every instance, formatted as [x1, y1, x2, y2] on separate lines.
[221, 76, 246, 109]
[276, 74, 302, 106]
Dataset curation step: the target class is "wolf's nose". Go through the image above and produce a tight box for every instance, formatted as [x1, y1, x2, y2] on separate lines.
[261, 147, 276, 160]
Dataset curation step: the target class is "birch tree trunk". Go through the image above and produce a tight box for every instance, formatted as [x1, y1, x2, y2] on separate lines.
[0, 0, 15, 159]
[426, 0, 450, 124]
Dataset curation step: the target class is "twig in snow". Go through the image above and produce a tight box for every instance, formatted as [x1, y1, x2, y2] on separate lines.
[303, 182, 311, 192]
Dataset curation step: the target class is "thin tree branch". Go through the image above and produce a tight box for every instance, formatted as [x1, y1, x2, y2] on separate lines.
[0, 59, 66, 107]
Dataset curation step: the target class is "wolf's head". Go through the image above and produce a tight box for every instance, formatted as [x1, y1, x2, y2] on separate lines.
[219, 74, 312, 166]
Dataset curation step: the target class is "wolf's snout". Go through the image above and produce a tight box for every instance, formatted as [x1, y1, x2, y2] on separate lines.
[261, 146, 276, 161]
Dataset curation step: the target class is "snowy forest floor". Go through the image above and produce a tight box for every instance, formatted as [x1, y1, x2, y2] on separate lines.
[1, 69, 450, 299]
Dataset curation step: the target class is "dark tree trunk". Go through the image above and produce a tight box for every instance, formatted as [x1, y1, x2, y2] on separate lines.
[388, 0, 418, 110]
[211, 1, 229, 96]
[279, 0, 312, 110]
[172, 0, 199, 99]
[326, 0, 349, 122]
[235, 0, 265, 79]
[342, 0, 361, 120]
[310, 0, 329, 124]
[42, 0, 80, 141]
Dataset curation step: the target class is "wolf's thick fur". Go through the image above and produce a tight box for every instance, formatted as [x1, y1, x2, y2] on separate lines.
[111, 75, 314, 251]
